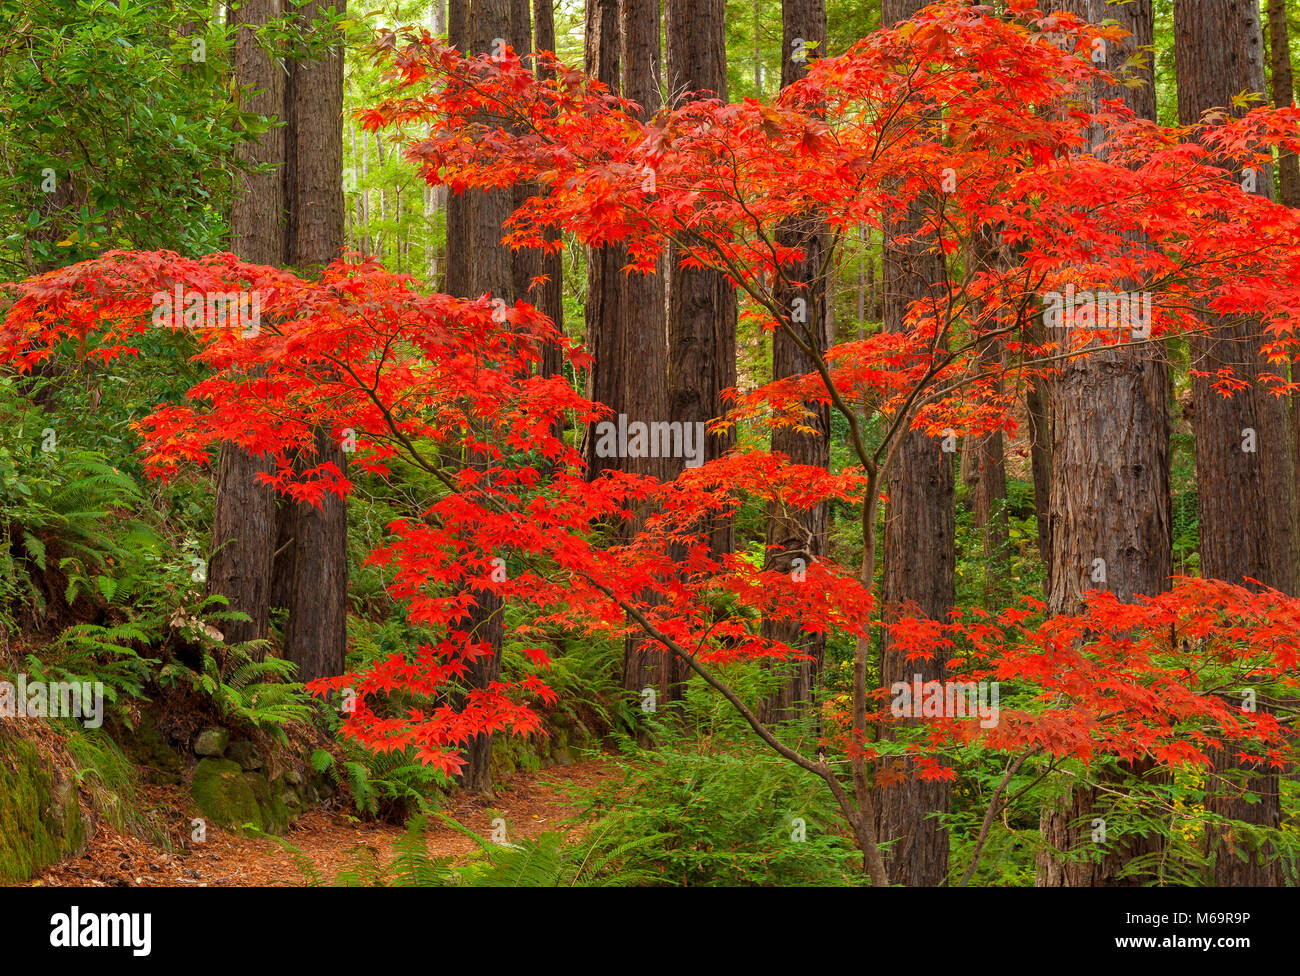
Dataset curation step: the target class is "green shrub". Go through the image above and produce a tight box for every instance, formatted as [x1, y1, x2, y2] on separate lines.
[575, 732, 862, 886]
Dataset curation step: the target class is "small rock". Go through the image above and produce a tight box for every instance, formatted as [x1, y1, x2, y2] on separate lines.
[193, 728, 230, 758]
[283, 769, 304, 786]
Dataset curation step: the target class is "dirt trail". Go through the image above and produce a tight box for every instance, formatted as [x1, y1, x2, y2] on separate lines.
[24, 758, 621, 887]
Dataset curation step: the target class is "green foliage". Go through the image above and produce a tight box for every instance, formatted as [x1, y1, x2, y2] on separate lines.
[502, 616, 634, 738]
[326, 616, 456, 816]
[0, 0, 248, 275]
[22, 620, 157, 709]
[64, 726, 168, 844]
[0, 378, 159, 631]
[309, 740, 450, 820]
[342, 0, 447, 279]
[0, 370, 312, 731]
[576, 730, 862, 886]
[0, 728, 85, 883]
[158, 642, 315, 739]
[946, 753, 1300, 888]
[944, 746, 1048, 887]
[953, 476, 1046, 611]
[724, 0, 879, 101]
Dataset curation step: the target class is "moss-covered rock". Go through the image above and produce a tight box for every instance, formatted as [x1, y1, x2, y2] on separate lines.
[225, 740, 261, 771]
[244, 771, 290, 835]
[193, 727, 230, 758]
[190, 758, 263, 833]
[120, 711, 186, 786]
[0, 730, 87, 883]
[549, 728, 574, 766]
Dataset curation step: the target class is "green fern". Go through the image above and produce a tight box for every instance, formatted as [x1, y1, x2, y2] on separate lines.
[23, 620, 159, 704]
[157, 644, 314, 737]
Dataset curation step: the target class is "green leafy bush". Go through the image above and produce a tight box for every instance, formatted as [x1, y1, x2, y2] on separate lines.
[309, 744, 450, 821]
[576, 732, 862, 886]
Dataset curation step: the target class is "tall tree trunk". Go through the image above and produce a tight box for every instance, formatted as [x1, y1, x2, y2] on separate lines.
[872, 0, 955, 889]
[856, 225, 867, 332]
[756, 0, 831, 725]
[422, 4, 448, 282]
[229, 0, 286, 267]
[618, 0, 676, 707]
[1036, 0, 1171, 889]
[210, 0, 286, 649]
[445, 0, 471, 298]
[579, 0, 626, 480]
[1176, 0, 1294, 887]
[962, 228, 1009, 603]
[455, 0, 518, 793]
[962, 414, 1008, 597]
[272, 0, 350, 684]
[665, 0, 738, 556]
[430, 0, 450, 281]
[510, 0, 539, 308]
[1026, 325, 1052, 568]
[285, 0, 347, 272]
[1270, 0, 1300, 607]
[533, 0, 565, 414]
[358, 121, 372, 255]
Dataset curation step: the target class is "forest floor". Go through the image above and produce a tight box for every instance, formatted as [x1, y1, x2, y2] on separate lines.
[23, 757, 622, 887]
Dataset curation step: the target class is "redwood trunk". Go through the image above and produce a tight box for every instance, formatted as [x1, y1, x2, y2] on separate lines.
[273, 0, 350, 684]
[210, 0, 286, 649]
[1036, 0, 1172, 889]
[1026, 331, 1053, 567]
[874, 0, 955, 889]
[445, 1, 471, 298]
[579, 0, 625, 481]
[457, 0, 519, 792]
[533, 0, 565, 448]
[618, 0, 677, 706]
[962, 230, 1009, 601]
[757, 0, 831, 725]
[1176, 0, 1294, 887]
[665, 0, 738, 556]
[1268, 0, 1300, 209]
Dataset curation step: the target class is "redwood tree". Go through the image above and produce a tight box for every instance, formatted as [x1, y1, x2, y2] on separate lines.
[665, 0, 738, 555]
[533, 0, 565, 444]
[275, 0, 350, 684]
[961, 228, 1009, 601]
[757, 0, 832, 725]
[874, 0, 955, 889]
[456, 0, 519, 792]
[579, 0, 625, 481]
[209, 0, 285, 649]
[1176, 0, 1294, 887]
[1033, 0, 1173, 889]
[445, 0, 471, 298]
[1269, 0, 1300, 209]
[617, 0, 676, 706]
